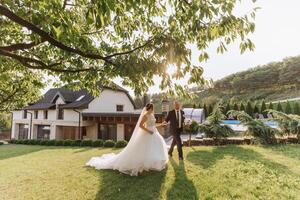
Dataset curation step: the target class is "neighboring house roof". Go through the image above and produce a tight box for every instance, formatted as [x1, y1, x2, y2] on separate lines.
[24, 82, 136, 110]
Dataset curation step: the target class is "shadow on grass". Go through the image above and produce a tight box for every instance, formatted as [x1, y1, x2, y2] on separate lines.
[0, 144, 47, 160]
[166, 159, 198, 200]
[265, 144, 300, 161]
[186, 145, 292, 174]
[92, 168, 167, 200]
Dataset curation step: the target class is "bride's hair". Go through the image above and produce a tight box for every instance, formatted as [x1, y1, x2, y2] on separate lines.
[145, 103, 153, 111]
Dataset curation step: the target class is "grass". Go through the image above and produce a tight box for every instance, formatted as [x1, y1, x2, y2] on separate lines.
[0, 145, 300, 200]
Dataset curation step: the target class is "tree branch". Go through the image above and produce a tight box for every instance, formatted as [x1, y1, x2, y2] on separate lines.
[0, 49, 91, 73]
[0, 40, 44, 51]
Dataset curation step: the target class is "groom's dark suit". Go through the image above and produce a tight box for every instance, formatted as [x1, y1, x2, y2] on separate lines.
[165, 109, 185, 159]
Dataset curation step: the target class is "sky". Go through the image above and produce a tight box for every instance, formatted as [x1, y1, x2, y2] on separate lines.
[45, 0, 300, 96]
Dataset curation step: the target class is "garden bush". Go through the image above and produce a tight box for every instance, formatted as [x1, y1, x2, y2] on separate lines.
[0, 141, 3, 145]
[115, 140, 128, 148]
[40, 140, 49, 145]
[81, 140, 93, 147]
[55, 140, 64, 146]
[104, 140, 116, 147]
[46, 140, 56, 146]
[27, 140, 37, 145]
[22, 139, 30, 145]
[9, 139, 16, 144]
[63, 139, 73, 146]
[73, 139, 82, 146]
[15, 140, 24, 144]
[92, 139, 104, 147]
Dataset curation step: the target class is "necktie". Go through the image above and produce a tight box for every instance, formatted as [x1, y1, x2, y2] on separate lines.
[177, 110, 180, 127]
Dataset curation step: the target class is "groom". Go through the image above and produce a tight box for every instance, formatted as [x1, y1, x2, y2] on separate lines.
[163, 101, 185, 160]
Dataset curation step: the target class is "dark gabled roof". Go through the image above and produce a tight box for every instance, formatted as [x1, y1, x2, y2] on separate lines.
[25, 82, 136, 110]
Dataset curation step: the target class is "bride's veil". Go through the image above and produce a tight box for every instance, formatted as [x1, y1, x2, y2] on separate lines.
[127, 107, 147, 144]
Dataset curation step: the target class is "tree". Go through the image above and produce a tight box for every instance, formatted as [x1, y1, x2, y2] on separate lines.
[261, 100, 267, 114]
[0, 63, 43, 111]
[0, 1, 257, 102]
[224, 103, 231, 115]
[203, 104, 208, 119]
[228, 110, 279, 144]
[232, 103, 239, 111]
[208, 104, 214, 116]
[293, 102, 300, 115]
[240, 102, 245, 112]
[245, 101, 253, 116]
[285, 101, 292, 114]
[277, 102, 283, 112]
[0, 113, 11, 131]
[268, 102, 274, 110]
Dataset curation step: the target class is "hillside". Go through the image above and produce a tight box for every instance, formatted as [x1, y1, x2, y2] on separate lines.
[193, 55, 300, 105]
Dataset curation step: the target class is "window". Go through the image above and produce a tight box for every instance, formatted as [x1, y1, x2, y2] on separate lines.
[82, 127, 87, 137]
[23, 110, 27, 119]
[57, 108, 64, 120]
[34, 110, 38, 119]
[116, 105, 124, 112]
[44, 110, 48, 119]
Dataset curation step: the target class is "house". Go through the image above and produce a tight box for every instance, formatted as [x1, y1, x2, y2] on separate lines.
[11, 83, 164, 141]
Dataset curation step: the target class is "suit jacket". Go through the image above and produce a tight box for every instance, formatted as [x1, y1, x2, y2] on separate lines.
[165, 109, 185, 134]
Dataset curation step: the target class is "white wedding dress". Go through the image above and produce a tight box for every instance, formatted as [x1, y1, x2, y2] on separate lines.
[86, 109, 169, 176]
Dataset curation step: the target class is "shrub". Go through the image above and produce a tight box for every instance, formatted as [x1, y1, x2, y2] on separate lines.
[55, 140, 64, 146]
[40, 140, 49, 145]
[35, 139, 42, 145]
[9, 139, 16, 144]
[92, 139, 104, 147]
[115, 140, 128, 148]
[104, 140, 116, 147]
[0, 142, 3, 145]
[81, 140, 93, 147]
[63, 139, 73, 146]
[16, 140, 24, 144]
[46, 140, 56, 146]
[28, 140, 37, 145]
[73, 139, 82, 146]
[22, 139, 30, 144]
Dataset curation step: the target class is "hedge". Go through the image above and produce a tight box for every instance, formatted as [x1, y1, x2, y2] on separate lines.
[0, 142, 4, 145]
[8, 139, 122, 148]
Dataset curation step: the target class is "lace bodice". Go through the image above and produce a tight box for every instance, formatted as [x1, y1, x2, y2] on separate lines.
[145, 114, 156, 130]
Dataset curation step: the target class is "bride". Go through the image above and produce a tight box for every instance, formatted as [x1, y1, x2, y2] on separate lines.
[86, 103, 169, 176]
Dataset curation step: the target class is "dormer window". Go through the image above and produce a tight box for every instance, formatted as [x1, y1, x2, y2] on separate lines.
[76, 95, 85, 101]
[116, 105, 124, 112]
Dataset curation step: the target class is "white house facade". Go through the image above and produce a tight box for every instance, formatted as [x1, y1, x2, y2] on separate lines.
[12, 83, 164, 141]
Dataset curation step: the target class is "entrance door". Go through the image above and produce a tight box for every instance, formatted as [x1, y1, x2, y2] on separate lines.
[98, 124, 117, 140]
[124, 124, 135, 141]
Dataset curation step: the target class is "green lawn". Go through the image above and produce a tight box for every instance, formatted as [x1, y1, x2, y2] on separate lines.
[1, 145, 300, 200]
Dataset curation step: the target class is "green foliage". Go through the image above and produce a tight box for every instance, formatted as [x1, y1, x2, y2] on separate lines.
[184, 121, 199, 134]
[81, 140, 93, 147]
[55, 140, 64, 146]
[198, 104, 234, 140]
[253, 103, 259, 114]
[0, 0, 257, 99]
[104, 140, 116, 148]
[261, 100, 267, 114]
[0, 141, 3, 145]
[46, 140, 56, 146]
[92, 140, 104, 147]
[40, 140, 49, 145]
[63, 139, 73, 146]
[246, 101, 253, 116]
[285, 101, 292, 114]
[240, 103, 245, 112]
[193, 56, 300, 103]
[115, 140, 128, 148]
[203, 104, 208, 118]
[267, 109, 300, 140]
[232, 103, 239, 111]
[277, 102, 283, 112]
[268, 102, 274, 110]
[0, 113, 11, 131]
[294, 103, 300, 115]
[228, 110, 279, 144]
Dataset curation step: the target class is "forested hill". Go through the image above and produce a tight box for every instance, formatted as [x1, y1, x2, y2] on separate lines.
[195, 55, 300, 104]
